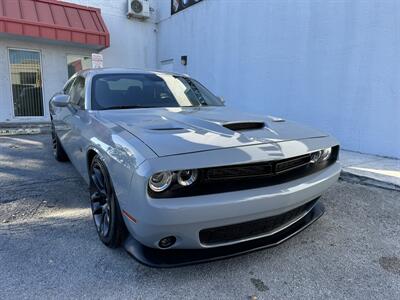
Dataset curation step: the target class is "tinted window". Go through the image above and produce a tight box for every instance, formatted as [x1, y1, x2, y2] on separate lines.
[69, 76, 85, 109]
[91, 73, 223, 110]
[63, 77, 75, 94]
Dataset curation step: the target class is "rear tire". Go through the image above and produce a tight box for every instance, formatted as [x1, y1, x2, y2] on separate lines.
[51, 121, 69, 162]
[89, 155, 127, 248]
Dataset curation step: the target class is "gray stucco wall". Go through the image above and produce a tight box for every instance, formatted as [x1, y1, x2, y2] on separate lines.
[156, 0, 400, 158]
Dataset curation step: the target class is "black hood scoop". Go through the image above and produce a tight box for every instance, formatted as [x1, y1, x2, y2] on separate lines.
[223, 121, 265, 131]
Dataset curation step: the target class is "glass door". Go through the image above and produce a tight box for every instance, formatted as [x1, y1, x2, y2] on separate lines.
[8, 49, 44, 117]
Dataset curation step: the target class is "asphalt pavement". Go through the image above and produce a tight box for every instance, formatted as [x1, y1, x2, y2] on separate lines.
[0, 134, 399, 299]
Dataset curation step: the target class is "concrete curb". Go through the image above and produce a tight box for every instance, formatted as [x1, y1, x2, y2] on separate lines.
[340, 171, 400, 192]
[0, 123, 51, 136]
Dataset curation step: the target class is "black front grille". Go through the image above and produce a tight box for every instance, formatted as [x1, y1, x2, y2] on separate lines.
[275, 154, 311, 174]
[206, 154, 311, 181]
[149, 145, 339, 198]
[199, 200, 317, 246]
[207, 163, 274, 180]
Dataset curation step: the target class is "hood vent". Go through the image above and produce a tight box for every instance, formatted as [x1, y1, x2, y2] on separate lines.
[223, 121, 265, 131]
[151, 127, 184, 131]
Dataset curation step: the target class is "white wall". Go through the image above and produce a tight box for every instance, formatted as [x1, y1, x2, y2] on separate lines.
[156, 0, 400, 158]
[0, 38, 93, 122]
[67, 0, 157, 69]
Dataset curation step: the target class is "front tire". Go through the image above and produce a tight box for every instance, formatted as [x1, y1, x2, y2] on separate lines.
[51, 121, 69, 162]
[89, 155, 126, 248]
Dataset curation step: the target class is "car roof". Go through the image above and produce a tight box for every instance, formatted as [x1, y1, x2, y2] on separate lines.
[77, 67, 188, 78]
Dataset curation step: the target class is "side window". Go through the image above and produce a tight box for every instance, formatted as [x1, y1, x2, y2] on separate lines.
[63, 77, 75, 94]
[69, 76, 85, 109]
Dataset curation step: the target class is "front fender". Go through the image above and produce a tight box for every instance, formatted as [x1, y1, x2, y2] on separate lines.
[84, 119, 157, 213]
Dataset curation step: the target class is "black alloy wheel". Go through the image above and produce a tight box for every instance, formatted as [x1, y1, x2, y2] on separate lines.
[89, 155, 126, 248]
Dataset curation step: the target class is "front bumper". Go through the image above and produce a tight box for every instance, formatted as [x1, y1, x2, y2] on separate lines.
[124, 200, 325, 268]
[123, 161, 340, 249]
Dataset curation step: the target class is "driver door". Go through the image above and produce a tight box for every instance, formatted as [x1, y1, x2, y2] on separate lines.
[63, 76, 90, 177]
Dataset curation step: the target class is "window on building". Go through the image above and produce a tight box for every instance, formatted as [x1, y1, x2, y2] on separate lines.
[171, 0, 203, 15]
[67, 55, 92, 78]
[8, 49, 44, 117]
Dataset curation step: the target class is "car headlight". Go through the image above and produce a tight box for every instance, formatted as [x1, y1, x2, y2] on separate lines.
[149, 171, 173, 192]
[310, 147, 332, 164]
[177, 169, 198, 186]
[149, 169, 199, 193]
[310, 151, 322, 163]
[320, 148, 332, 161]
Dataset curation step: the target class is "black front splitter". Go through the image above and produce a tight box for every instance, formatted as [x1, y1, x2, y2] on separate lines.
[124, 202, 325, 268]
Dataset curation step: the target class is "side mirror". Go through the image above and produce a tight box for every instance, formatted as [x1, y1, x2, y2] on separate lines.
[218, 96, 225, 104]
[52, 94, 70, 107]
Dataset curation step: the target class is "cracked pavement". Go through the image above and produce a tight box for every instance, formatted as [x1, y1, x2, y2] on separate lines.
[0, 134, 399, 299]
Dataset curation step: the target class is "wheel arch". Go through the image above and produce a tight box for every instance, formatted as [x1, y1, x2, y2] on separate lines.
[86, 147, 116, 186]
[87, 147, 101, 176]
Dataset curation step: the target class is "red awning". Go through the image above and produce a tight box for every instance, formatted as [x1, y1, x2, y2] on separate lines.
[0, 0, 109, 50]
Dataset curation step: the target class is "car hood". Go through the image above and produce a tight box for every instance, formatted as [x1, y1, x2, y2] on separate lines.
[98, 107, 327, 157]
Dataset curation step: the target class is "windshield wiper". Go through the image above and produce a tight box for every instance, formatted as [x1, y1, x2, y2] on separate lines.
[106, 105, 150, 110]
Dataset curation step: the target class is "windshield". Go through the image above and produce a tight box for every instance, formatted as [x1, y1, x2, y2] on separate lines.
[91, 73, 224, 110]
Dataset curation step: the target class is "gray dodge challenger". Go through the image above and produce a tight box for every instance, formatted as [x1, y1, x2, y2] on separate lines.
[49, 68, 340, 267]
